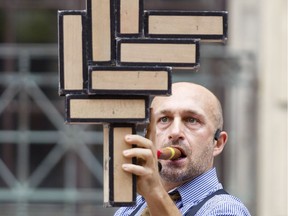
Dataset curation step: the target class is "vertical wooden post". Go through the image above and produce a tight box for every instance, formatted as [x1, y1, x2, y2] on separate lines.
[87, 0, 115, 63]
[58, 11, 87, 95]
[103, 124, 136, 206]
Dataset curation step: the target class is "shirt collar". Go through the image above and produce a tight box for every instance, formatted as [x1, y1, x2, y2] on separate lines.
[139, 167, 222, 206]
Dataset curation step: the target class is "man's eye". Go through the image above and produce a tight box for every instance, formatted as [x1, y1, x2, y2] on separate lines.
[186, 117, 197, 124]
[160, 117, 169, 123]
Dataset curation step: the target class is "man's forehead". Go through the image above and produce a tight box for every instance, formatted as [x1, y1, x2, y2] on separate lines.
[151, 83, 211, 106]
[151, 96, 206, 116]
[150, 83, 218, 118]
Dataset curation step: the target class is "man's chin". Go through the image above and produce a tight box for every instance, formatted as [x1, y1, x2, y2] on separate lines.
[160, 168, 186, 183]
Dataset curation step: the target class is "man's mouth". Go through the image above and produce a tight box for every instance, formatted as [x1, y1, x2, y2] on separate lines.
[171, 146, 187, 160]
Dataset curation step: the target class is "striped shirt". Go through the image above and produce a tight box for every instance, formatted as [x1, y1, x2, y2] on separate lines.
[114, 168, 251, 216]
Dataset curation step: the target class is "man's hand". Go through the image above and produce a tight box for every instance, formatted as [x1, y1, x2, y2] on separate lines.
[121, 134, 182, 216]
[121, 134, 162, 197]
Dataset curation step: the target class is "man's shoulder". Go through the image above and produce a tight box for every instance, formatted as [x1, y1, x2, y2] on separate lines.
[194, 194, 251, 216]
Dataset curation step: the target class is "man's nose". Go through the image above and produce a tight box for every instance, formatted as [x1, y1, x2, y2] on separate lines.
[168, 119, 184, 141]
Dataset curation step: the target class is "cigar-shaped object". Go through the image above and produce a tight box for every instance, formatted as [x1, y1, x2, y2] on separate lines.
[157, 147, 182, 160]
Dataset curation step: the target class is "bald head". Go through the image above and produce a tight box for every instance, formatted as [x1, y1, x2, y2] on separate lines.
[151, 82, 223, 130]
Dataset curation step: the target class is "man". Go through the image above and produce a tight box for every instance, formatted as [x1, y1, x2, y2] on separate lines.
[114, 82, 251, 215]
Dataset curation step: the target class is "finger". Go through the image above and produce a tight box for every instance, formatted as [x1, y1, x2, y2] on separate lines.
[122, 163, 150, 176]
[125, 134, 154, 149]
[123, 148, 153, 161]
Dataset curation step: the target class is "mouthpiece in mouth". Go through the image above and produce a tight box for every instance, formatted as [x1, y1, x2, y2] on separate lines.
[157, 147, 184, 160]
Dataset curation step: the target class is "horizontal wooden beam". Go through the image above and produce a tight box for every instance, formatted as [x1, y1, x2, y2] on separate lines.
[88, 66, 171, 95]
[144, 11, 228, 42]
[117, 38, 199, 68]
[65, 95, 149, 123]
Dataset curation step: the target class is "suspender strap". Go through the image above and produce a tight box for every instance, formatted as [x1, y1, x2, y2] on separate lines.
[185, 189, 228, 216]
[129, 201, 145, 216]
[130, 189, 228, 216]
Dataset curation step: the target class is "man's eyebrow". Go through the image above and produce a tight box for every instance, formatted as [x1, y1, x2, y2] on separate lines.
[156, 109, 203, 117]
[155, 109, 172, 115]
[182, 109, 202, 117]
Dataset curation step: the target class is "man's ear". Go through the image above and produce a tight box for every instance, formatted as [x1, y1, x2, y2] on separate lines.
[213, 131, 228, 157]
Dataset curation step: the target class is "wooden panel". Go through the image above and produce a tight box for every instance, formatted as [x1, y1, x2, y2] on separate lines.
[89, 66, 171, 95]
[66, 95, 149, 123]
[149, 16, 223, 35]
[117, 38, 199, 67]
[121, 44, 195, 63]
[88, 0, 112, 62]
[103, 124, 136, 207]
[113, 126, 135, 203]
[118, 0, 142, 35]
[144, 11, 228, 42]
[58, 11, 86, 95]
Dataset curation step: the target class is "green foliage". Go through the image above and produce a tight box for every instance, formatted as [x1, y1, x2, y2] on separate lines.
[14, 10, 57, 43]
[16, 10, 58, 43]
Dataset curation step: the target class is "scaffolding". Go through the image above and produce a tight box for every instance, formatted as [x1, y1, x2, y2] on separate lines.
[0, 44, 123, 216]
[0, 43, 258, 216]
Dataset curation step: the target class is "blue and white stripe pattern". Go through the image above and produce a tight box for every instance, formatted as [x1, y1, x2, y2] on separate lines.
[114, 168, 251, 216]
